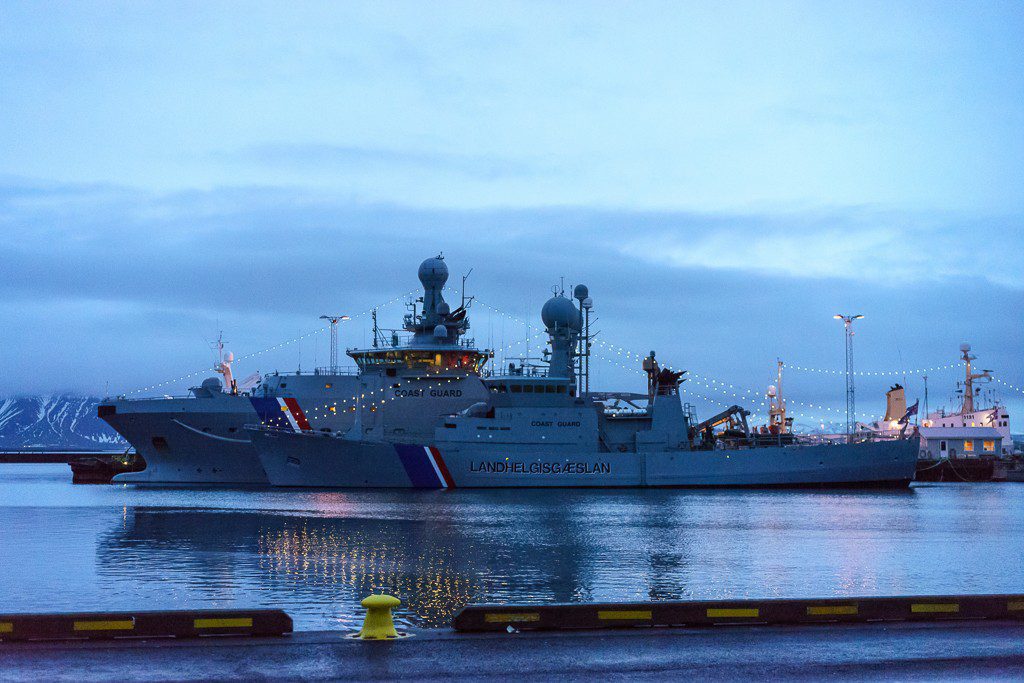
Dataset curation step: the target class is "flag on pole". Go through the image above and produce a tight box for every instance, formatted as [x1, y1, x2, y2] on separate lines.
[899, 400, 919, 425]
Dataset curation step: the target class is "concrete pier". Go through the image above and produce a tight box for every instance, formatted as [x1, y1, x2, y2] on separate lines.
[2, 621, 1024, 681]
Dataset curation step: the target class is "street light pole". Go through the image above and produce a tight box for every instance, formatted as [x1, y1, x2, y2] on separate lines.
[319, 315, 351, 373]
[834, 314, 864, 443]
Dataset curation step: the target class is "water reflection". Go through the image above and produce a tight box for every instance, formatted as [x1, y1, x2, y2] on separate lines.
[3, 466, 1023, 630]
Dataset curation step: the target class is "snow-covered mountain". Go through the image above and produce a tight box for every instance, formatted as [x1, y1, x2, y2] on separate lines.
[0, 396, 125, 450]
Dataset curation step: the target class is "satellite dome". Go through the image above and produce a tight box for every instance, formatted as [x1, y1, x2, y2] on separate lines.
[573, 284, 589, 301]
[418, 255, 448, 289]
[201, 377, 223, 391]
[433, 324, 448, 339]
[437, 301, 451, 316]
[541, 295, 582, 331]
[960, 342, 971, 352]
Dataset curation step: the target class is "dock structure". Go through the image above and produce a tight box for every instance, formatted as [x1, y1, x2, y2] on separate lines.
[2, 597, 1024, 680]
[454, 593, 1024, 631]
[2, 621, 1024, 681]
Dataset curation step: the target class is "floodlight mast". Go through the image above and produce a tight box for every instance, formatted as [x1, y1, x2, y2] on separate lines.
[834, 314, 864, 443]
[319, 315, 351, 373]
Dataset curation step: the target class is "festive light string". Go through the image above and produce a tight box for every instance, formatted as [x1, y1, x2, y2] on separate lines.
[591, 340, 878, 425]
[458, 299, 1024, 409]
[589, 346, 861, 426]
[786, 363, 959, 377]
[125, 290, 417, 396]
[994, 377, 1024, 396]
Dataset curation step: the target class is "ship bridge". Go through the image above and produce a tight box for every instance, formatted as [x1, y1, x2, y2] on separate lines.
[347, 340, 490, 375]
[346, 254, 492, 376]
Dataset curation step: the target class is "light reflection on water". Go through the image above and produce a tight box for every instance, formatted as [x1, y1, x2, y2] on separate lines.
[1, 464, 1022, 630]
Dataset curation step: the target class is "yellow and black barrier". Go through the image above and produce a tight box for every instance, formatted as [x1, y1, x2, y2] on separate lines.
[0, 609, 292, 642]
[453, 594, 1024, 632]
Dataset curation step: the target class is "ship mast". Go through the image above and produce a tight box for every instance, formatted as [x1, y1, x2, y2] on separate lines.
[319, 315, 350, 373]
[211, 332, 235, 394]
[767, 360, 788, 434]
[959, 343, 991, 413]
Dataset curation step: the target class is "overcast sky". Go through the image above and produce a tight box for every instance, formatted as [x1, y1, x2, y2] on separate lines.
[1, 1, 1021, 429]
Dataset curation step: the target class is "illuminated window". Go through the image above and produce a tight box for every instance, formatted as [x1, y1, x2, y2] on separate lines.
[983, 440, 995, 452]
[963, 440, 974, 452]
[325, 383, 332, 389]
[329, 406, 336, 413]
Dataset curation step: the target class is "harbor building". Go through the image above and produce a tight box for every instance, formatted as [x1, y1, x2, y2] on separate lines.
[918, 427, 1003, 460]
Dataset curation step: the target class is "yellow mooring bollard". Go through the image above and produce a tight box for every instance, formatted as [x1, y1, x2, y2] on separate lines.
[357, 593, 402, 640]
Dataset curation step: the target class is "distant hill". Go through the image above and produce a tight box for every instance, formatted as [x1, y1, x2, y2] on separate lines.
[0, 396, 125, 450]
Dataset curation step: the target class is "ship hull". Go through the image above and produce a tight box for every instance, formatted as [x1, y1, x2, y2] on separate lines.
[103, 400, 268, 485]
[252, 430, 918, 489]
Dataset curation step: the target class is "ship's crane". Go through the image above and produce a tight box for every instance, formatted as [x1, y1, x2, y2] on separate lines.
[692, 404, 751, 447]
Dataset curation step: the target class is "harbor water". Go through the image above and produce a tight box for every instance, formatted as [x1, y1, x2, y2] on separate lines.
[2, 464, 1022, 631]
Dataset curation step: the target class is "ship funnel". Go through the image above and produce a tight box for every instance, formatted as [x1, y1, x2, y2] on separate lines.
[883, 384, 907, 422]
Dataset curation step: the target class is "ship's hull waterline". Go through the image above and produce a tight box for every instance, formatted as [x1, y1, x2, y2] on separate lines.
[105, 404, 268, 485]
[252, 430, 918, 489]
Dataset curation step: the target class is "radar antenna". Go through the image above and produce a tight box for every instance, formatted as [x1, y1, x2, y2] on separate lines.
[461, 268, 474, 309]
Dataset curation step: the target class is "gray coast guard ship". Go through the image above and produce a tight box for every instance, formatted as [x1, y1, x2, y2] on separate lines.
[100, 255, 490, 484]
[250, 288, 918, 488]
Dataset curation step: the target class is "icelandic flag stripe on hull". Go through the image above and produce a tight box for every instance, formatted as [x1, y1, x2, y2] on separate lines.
[249, 397, 312, 432]
[395, 444, 454, 488]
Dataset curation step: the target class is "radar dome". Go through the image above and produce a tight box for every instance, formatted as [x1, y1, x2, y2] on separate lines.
[541, 295, 582, 331]
[433, 324, 448, 339]
[573, 284, 589, 301]
[960, 342, 971, 352]
[418, 255, 448, 289]
[437, 301, 451, 316]
[201, 377, 223, 391]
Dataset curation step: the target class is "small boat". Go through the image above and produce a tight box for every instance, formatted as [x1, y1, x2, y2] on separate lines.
[69, 450, 146, 484]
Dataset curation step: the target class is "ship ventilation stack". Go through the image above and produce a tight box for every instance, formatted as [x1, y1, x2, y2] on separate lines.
[541, 293, 581, 381]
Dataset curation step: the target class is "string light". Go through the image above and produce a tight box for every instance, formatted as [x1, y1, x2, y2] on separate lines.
[786, 363, 959, 377]
[592, 340, 880, 424]
[993, 377, 1024, 396]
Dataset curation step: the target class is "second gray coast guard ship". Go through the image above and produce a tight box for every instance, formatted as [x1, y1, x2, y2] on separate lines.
[250, 287, 919, 488]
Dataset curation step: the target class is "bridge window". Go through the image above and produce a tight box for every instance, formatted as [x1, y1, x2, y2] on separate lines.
[523, 385, 534, 393]
[963, 440, 974, 452]
[511, 384, 522, 393]
[983, 440, 995, 452]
